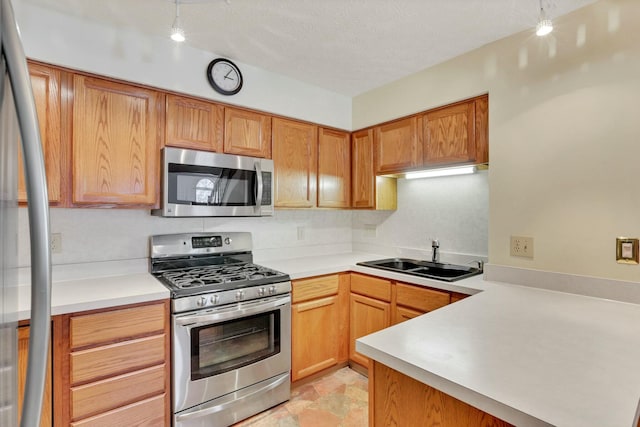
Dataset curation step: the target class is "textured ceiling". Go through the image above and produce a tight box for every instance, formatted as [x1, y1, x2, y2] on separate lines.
[22, 0, 597, 96]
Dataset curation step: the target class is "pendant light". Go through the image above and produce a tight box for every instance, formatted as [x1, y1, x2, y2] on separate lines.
[536, 0, 553, 36]
[170, 0, 186, 42]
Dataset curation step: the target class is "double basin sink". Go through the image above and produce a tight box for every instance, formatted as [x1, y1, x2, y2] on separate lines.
[356, 258, 482, 282]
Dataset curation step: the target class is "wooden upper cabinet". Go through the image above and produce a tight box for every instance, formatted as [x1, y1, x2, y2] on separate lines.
[474, 94, 489, 165]
[272, 117, 317, 208]
[375, 116, 420, 174]
[419, 94, 489, 167]
[318, 128, 351, 208]
[224, 107, 272, 158]
[351, 129, 375, 209]
[72, 75, 161, 206]
[420, 100, 476, 166]
[165, 94, 223, 152]
[18, 63, 62, 204]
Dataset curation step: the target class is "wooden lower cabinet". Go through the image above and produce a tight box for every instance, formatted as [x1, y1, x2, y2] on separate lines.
[349, 274, 392, 367]
[291, 274, 349, 382]
[56, 300, 170, 427]
[392, 282, 450, 325]
[18, 325, 52, 427]
[369, 362, 513, 427]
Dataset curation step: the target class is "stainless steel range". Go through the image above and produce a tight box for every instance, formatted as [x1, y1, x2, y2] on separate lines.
[150, 232, 291, 427]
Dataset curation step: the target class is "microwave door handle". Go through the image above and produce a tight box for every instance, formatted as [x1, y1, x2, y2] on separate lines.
[255, 161, 263, 211]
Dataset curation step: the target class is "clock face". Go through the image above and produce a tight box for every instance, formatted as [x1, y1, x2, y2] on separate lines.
[206, 58, 243, 96]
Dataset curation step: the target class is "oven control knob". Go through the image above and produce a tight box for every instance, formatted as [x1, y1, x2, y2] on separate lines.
[196, 296, 207, 307]
[268, 286, 276, 295]
[235, 290, 245, 301]
[210, 295, 220, 304]
[224, 237, 232, 245]
[258, 287, 266, 296]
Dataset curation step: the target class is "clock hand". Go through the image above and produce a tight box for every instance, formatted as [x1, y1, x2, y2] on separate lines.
[224, 75, 235, 80]
[224, 69, 233, 78]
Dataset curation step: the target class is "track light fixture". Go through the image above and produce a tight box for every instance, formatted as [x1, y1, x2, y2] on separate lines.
[536, 0, 553, 36]
[170, 0, 185, 42]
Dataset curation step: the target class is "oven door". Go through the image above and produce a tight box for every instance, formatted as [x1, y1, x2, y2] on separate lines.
[173, 294, 291, 413]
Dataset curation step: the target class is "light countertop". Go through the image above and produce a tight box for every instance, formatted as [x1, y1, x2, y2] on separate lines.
[357, 284, 640, 427]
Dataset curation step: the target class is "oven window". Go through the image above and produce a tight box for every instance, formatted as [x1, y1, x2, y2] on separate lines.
[191, 310, 280, 380]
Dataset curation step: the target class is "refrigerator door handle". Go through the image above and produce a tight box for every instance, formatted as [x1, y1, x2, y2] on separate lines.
[1, 1, 52, 426]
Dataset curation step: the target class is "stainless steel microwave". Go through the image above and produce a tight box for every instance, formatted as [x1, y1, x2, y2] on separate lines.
[152, 147, 274, 217]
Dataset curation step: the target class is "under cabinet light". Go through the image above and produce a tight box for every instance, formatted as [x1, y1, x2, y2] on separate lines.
[405, 166, 476, 180]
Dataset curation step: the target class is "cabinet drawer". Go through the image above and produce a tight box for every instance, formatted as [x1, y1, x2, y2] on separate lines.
[396, 283, 450, 312]
[350, 273, 391, 302]
[292, 274, 339, 303]
[71, 334, 165, 385]
[70, 394, 166, 427]
[70, 302, 166, 349]
[71, 364, 166, 420]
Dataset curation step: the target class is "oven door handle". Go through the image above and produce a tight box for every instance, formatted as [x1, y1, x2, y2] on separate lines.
[176, 295, 291, 327]
[174, 373, 289, 423]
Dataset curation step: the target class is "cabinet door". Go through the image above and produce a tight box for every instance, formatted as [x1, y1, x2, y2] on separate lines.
[349, 293, 391, 367]
[474, 94, 489, 165]
[421, 101, 476, 165]
[18, 326, 52, 427]
[72, 75, 161, 206]
[318, 128, 350, 208]
[292, 295, 340, 381]
[18, 63, 62, 204]
[393, 305, 423, 324]
[165, 94, 223, 152]
[375, 116, 420, 174]
[224, 107, 271, 158]
[351, 129, 375, 209]
[272, 118, 317, 208]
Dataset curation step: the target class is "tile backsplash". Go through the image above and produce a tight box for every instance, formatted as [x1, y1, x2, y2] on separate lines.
[17, 171, 488, 268]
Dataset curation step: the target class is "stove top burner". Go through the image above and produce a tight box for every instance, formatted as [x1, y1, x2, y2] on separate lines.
[157, 262, 287, 293]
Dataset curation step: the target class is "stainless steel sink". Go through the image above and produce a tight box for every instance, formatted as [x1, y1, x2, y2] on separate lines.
[356, 258, 482, 282]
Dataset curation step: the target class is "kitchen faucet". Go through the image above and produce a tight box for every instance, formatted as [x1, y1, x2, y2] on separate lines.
[431, 239, 440, 263]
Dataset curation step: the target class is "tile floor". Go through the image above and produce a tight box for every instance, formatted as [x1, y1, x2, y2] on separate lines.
[233, 367, 368, 427]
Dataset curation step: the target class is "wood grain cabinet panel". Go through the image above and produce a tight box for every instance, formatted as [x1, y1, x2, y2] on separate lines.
[18, 63, 62, 205]
[351, 129, 375, 209]
[61, 301, 170, 426]
[474, 94, 489, 165]
[165, 94, 223, 152]
[72, 75, 161, 206]
[395, 283, 450, 313]
[317, 128, 351, 208]
[375, 116, 420, 174]
[421, 101, 476, 166]
[292, 274, 339, 303]
[349, 293, 391, 367]
[18, 325, 52, 427]
[272, 117, 318, 207]
[224, 107, 272, 158]
[70, 394, 167, 427]
[70, 334, 165, 384]
[371, 362, 513, 427]
[70, 303, 166, 349]
[71, 364, 165, 420]
[292, 295, 340, 381]
[350, 273, 392, 302]
[393, 305, 424, 324]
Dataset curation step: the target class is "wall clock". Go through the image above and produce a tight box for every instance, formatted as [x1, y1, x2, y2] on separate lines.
[206, 58, 243, 96]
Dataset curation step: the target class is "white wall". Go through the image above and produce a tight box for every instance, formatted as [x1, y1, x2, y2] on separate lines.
[13, 2, 352, 130]
[353, 0, 640, 282]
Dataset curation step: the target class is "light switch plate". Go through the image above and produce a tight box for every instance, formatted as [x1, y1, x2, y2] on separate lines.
[616, 237, 639, 264]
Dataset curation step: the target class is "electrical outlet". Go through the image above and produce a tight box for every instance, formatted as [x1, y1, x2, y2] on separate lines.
[51, 233, 62, 254]
[510, 235, 533, 258]
[296, 226, 305, 241]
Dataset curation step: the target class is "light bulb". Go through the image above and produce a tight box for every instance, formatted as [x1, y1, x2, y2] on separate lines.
[536, 19, 553, 36]
[170, 1, 185, 42]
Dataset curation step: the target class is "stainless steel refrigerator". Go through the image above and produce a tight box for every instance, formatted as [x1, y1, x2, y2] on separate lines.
[1, 0, 52, 426]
